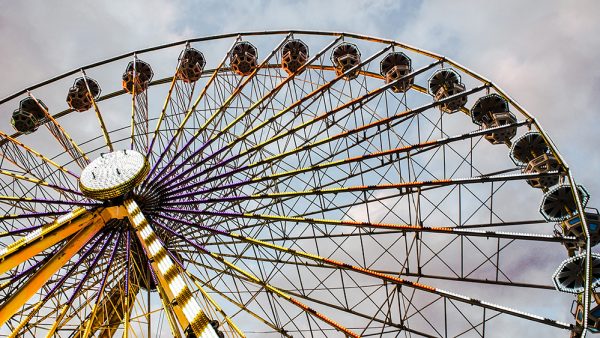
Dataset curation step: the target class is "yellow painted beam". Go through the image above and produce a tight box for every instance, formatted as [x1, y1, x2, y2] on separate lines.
[0, 206, 126, 329]
[29, 92, 90, 168]
[124, 199, 220, 338]
[0, 208, 88, 274]
[188, 272, 246, 337]
[81, 70, 114, 152]
[188, 273, 288, 338]
[0, 130, 77, 178]
[0, 215, 104, 326]
[153, 268, 184, 338]
[74, 279, 139, 338]
[0, 206, 125, 275]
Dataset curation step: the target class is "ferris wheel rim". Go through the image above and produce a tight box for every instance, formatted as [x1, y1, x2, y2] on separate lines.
[0, 30, 593, 336]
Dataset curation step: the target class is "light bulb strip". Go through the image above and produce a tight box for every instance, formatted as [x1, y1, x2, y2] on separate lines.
[186, 272, 247, 338]
[124, 199, 218, 337]
[0, 208, 85, 260]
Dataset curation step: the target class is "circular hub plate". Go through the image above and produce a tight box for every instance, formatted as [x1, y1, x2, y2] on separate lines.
[79, 150, 149, 200]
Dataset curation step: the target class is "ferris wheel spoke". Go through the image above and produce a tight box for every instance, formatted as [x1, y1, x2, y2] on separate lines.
[143, 42, 242, 190]
[80, 69, 114, 152]
[146, 49, 187, 163]
[161, 217, 572, 332]
[171, 210, 536, 292]
[0, 194, 97, 207]
[129, 56, 151, 154]
[0, 169, 81, 206]
[156, 44, 402, 192]
[163, 172, 559, 212]
[0, 210, 69, 222]
[149, 80, 197, 166]
[146, 34, 294, 190]
[75, 229, 122, 338]
[163, 121, 532, 201]
[142, 38, 242, 190]
[186, 272, 292, 338]
[2, 208, 66, 233]
[159, 66, 482, 197]
[123, 228, 133, 338]
[0, 193, 77, 224]
[157, 199, 565, 243]
[147, 89, 201, 184]
[200, 250, 555, 290]
[248, 113, 522, 194]
[0, 168, 84, 198]
[0, 131, 78, 179]
[282, 286, 434, 337]
[124, 199, 223, 338]
[150, 36, 344, 191]
[157, 216, 562, 293]
[27, 92, 90, 169]
[181, 252, 438, 337]
[0, 226, 108, 332]
[165, 227, 361, 338]
[44, 230, 115, 337]
[196, 229, 399, 246]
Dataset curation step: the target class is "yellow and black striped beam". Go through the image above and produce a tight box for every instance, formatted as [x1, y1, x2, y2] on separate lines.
[124, 199, 220, 338]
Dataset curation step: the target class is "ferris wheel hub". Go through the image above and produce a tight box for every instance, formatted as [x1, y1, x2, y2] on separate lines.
[79, 150, 149, 200]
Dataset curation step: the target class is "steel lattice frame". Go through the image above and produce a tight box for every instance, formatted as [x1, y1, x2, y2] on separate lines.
[0, 31, 594, 337]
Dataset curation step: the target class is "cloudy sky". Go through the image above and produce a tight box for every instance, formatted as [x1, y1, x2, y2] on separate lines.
[1, 0, 598, 196]
[0, 1, 599, 336]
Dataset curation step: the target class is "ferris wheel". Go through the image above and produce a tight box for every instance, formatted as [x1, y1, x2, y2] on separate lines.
[0, 30, 597, 337]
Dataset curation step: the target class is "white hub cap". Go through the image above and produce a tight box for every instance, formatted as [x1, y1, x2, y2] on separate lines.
[79, 150, 149, 200]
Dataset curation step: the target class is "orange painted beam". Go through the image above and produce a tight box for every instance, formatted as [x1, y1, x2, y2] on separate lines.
[0, 216, 103, 326]
[0, 208, 89, 274]
[0, 206, 126, 275]
[0, 206, 126, 327]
